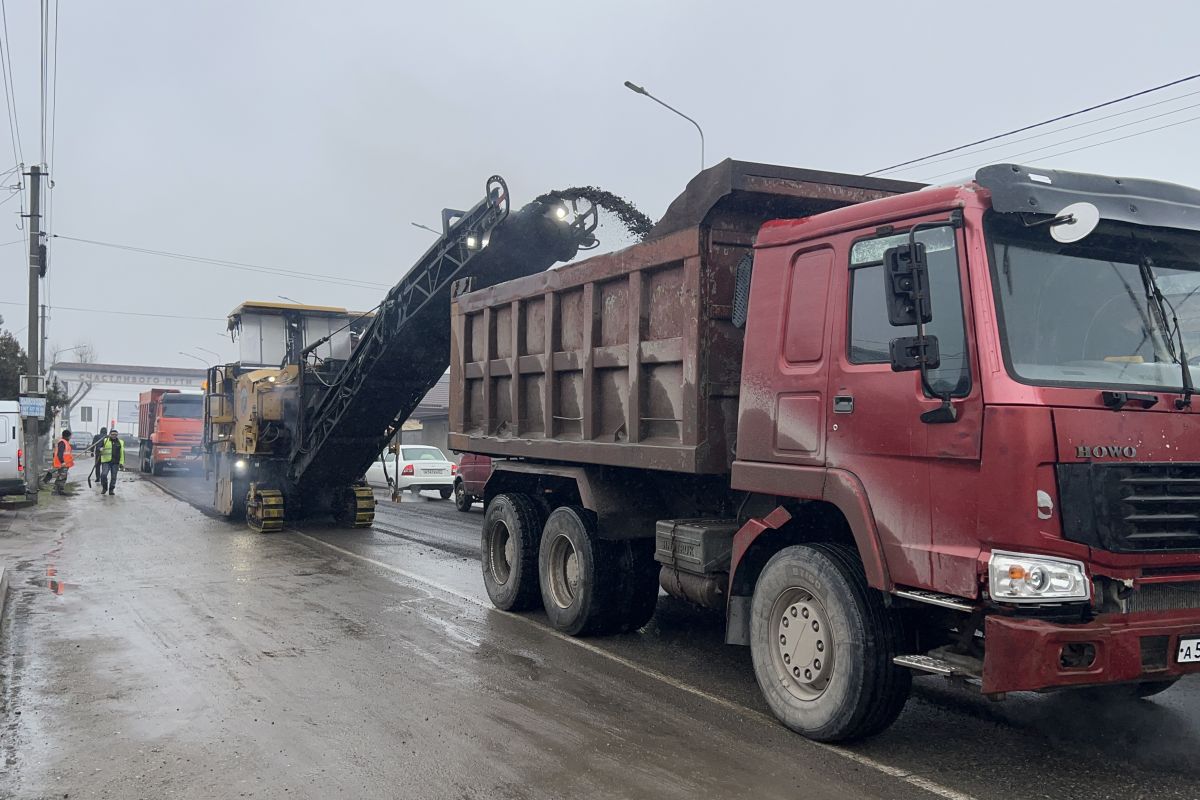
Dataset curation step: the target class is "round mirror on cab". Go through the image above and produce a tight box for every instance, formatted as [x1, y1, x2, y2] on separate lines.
[1050, 201, 1100, 243]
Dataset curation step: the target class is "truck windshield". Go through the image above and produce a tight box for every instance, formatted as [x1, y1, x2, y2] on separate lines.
[987, 213, 1200, 392]
[161, 397, 202, 419]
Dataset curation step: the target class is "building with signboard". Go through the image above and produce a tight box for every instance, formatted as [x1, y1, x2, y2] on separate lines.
[48, 362, 206, 439]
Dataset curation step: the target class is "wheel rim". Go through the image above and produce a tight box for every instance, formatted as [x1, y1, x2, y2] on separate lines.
[545, 533, 580, 609]
[455, 483, 465, 504]
[770, 587, 834, 701]
[487, 519, 513, 585]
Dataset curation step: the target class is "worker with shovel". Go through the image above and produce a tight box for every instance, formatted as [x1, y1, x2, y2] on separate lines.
[97, 428, 125, 495]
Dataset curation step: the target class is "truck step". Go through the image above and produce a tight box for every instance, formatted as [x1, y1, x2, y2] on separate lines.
[892, 587, 977, 612]
[893, 654, 963, 675]
[894, 653, 983, 685]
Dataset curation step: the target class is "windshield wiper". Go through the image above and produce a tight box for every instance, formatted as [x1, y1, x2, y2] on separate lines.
[1139, 256, 1194, 409]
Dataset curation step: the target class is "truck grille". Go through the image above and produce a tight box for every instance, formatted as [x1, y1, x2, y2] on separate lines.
[1129, 582, 1200, 613]
[1057, 463, 1200, 552]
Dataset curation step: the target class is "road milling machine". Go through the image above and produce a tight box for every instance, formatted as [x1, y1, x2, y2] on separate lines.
[203, 176, 598, 531]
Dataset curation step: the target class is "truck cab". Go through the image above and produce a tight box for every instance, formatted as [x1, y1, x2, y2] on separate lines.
[734, 164, 1200, 705]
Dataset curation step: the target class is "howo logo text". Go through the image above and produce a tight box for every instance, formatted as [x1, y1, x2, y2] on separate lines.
[1076, 445, 1138, 459]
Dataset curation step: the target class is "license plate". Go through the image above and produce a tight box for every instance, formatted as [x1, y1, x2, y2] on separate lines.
[421, 469, 446, 475]
[1177, 637, 1200, 663]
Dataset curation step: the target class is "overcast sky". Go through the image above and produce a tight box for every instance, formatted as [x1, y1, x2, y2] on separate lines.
[3, 1, 1199, 368]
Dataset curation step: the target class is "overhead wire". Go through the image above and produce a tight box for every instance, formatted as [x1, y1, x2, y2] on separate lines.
[884, 89, 1200, 175]
[52, 234, 390, 290]
[0, 299, 224, 322]
[0, 0, 20, 167]
[919, 113, 1200, 183]
[868, 72, 1200, 176]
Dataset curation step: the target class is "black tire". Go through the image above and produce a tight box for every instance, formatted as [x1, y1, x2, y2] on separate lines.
[482, 493, 546, 612]
[438, 486, 453, 500]
[613, 538, 660, 633]
[151, 459, 165, 476]
[750, 543, 911, 742]
[538, 506, 631, 636]
[409, 486, 422, 496]
[454, 481, 473, 512]
[1079, 678, 1180, 701]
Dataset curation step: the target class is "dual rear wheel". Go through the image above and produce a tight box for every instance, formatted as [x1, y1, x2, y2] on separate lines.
[481, 494, 658, 636]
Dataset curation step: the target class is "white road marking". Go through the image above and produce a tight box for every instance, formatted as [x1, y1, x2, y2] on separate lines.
[293, 531, 976, 800]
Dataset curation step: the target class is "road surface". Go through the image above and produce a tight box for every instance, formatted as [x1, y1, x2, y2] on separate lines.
[2, 470, 1199, 799]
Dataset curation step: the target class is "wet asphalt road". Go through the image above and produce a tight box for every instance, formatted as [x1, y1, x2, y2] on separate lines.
[3, 472, 1200, 799]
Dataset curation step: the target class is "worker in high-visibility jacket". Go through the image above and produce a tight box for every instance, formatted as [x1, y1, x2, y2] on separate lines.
[98, 428, 125, 496]
[51, 429, 74, 495]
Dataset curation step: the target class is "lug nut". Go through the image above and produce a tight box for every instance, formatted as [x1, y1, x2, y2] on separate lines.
[793, 667, 801, 677]
[780, 635, 787, 645]
[782, 617, 789, 628]
[783, 654, 791, 664]
[801, 607, 809, 619]
[812, 621, 819, 632]
[804, 669, 812, 680]
[813, 658, 822, 670]
[816, 640, 824, 652]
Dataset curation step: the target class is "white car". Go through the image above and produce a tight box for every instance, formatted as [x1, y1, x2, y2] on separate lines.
[365, 445, 457, 499]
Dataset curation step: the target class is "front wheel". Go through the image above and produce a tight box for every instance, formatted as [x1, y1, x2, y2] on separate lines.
[749, 543, 911, 742]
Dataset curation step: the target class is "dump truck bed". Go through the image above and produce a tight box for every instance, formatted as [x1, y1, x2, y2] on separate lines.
[449, 160, 921, 474]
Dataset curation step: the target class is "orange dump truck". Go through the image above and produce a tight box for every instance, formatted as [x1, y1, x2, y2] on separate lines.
[138, 389, 203, 475]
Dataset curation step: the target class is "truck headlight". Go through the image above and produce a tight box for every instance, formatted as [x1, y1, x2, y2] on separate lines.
[988, 550, 1089, 604]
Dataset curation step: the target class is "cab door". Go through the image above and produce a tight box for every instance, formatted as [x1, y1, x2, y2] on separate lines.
[824, 219, 979, 591]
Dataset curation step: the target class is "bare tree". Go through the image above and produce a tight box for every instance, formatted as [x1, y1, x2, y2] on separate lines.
[61, 342, 97, 423]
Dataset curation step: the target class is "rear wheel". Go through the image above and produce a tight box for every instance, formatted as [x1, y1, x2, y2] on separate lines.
[538, 506, 642, 637]
[749, 543, 911, 742]
[438, 486, 453, 500]
[613, 538, 659, 633]
[481, 493, 546, 611]
[454, 481, 473, 512]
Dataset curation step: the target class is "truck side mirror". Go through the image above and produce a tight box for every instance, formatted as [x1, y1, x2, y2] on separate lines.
[883, 243, 932, 327]
[889, 334, 940, 373]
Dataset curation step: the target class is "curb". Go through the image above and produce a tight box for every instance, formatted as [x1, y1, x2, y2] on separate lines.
[0, 563, 9, 622]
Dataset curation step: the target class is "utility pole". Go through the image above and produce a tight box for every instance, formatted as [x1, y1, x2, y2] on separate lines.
[39, 303, 46, 373]
[24, 165, 43, 496]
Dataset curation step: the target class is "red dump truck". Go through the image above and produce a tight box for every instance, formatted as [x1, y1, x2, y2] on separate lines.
[138, 389, 203, 475]
[449, 160, 1200, 741]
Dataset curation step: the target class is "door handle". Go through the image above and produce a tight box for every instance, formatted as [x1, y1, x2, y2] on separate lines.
[833, 395, 854, 414]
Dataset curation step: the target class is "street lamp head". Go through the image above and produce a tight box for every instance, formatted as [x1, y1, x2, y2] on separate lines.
[623, 80, 647, 96]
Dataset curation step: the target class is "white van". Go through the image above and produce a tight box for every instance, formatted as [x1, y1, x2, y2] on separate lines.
[0, 401, 26, 496]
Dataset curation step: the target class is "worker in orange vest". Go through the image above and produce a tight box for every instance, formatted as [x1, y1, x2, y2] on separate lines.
[51, 429, 74, 495]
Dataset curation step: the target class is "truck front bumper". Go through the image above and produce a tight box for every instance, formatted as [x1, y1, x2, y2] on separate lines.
[984, 611, 1200, 694]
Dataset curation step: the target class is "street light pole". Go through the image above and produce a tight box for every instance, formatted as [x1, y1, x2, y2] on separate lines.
[623, 80, 705, 172]
[195, 347, 222, 360]
[178, 352, 209, 367]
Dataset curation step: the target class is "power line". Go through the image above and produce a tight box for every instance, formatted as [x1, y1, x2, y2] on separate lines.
[0, 299, 225, 322]
[920, 113, 1200, 183]
[913, 102, 1200, 179]
[0, 0, 21, 167]
[52, 234, 390, 290]
[885, 89, 1200, 175]
[868, 72, 1200, 176]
